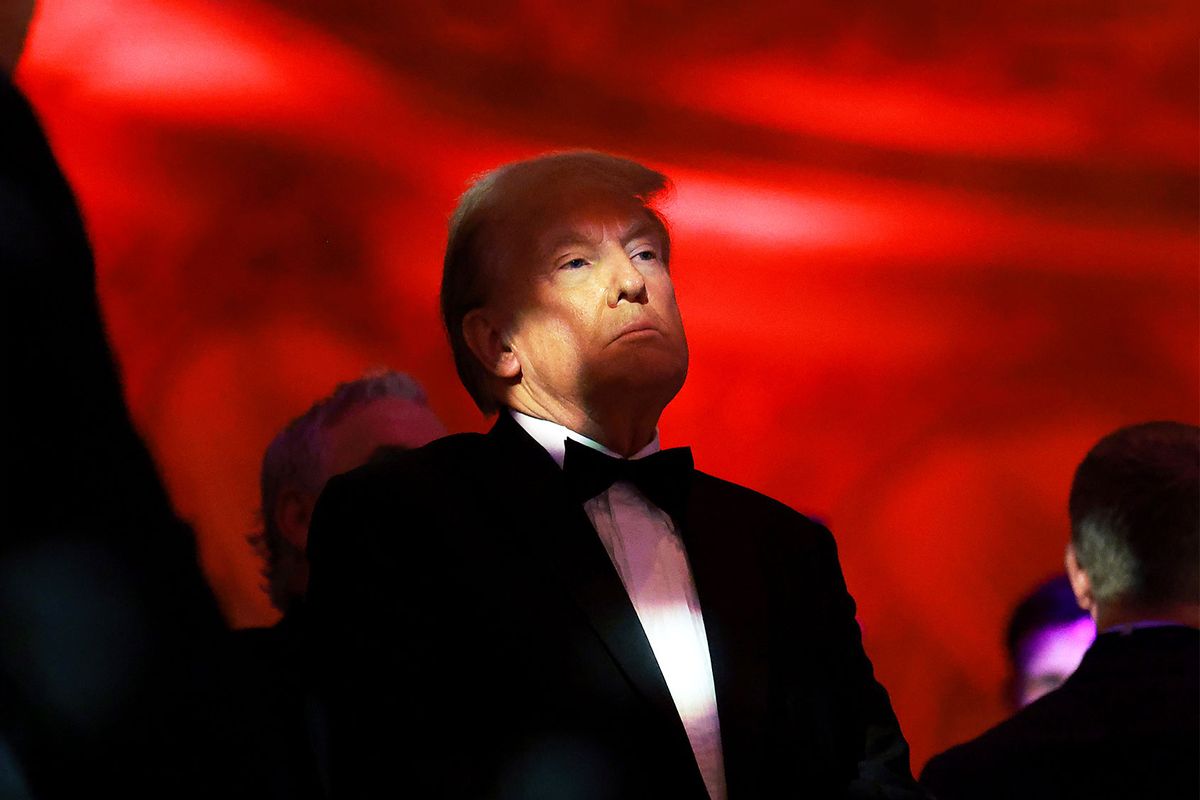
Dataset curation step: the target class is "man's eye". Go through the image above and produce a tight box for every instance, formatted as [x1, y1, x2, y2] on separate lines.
[561, 257, 588, 269]
[632, 249, 658, 261]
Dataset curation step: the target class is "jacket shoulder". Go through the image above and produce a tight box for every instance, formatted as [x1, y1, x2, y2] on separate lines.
[307, 432, 493, 574]
[311, 432, 488, 541]
[330, 431, 489, 491]
[690, 470, 832, 544]
[919, 681, 1089, 797]
[686, 472, 835, 566]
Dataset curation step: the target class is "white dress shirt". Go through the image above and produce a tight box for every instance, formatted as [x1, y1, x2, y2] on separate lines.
[511, 410, 728, 800]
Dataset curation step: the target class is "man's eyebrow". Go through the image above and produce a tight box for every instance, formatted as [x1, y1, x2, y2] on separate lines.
[540, 218, 662, 256]
[542, 231, 595, 256]
[621, 220, 660, 245]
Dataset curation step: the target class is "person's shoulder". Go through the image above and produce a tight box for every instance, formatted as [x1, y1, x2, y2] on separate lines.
[921, 717, 1022, 777]
[690, 469, 831, 543]
[690, 469, 800, 513]
[920, 684, 1084, 796]
[376, 429, 490, 467]
[308, 432, 495, 574]
[920, 721, 1025, 800]
[329, 431, 490, 492]
[310, 431, 492, 547]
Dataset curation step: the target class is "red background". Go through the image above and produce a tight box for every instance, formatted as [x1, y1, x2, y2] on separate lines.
[16, 0, 1198, 770]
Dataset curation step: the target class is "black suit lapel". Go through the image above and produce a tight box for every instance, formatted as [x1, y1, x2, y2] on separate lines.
[679, 479, 772, 798]
[483, 414, 703, 785]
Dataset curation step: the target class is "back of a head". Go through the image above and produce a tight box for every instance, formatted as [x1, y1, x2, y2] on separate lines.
[1068, 421, 1200, 610]
[440, 150, 672, 414]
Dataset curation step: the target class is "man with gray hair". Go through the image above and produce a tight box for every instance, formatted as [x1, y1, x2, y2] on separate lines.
[252, 369, 447, 613]
[921, 421, 1200, 799]
[231, 370, 446, 799]
[306, 151, 920, 799]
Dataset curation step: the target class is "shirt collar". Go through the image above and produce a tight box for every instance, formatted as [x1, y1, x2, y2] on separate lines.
[508, 408, 661, 469]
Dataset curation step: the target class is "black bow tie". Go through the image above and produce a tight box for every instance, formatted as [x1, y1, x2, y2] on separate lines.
[562, 438, 694, 521]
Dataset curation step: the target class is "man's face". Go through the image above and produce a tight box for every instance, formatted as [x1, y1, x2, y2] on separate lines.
[495, 197, 689, 413]
[321, 396, 447, 482]
[1014, 616, 1096, 707]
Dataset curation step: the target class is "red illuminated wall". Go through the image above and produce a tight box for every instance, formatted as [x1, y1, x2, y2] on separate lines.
[16, 0, 1198, 769]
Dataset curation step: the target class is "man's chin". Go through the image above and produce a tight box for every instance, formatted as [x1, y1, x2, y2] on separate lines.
[588, 352, 688, 401]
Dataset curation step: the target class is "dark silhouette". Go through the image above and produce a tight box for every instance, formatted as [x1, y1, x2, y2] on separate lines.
[1, 71, 232, 797]
[921, 422, 1199, 800]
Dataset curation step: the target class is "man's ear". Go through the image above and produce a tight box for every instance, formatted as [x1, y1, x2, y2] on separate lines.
[463, 308, 520, 379]
[1065, 542, 1095, 616]
[274, 489, 317, 553]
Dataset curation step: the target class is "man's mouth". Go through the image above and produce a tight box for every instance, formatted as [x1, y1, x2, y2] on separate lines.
[610, 321, 660, 343]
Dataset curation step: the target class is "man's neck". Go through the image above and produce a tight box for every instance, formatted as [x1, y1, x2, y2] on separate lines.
[505, 393, 660, 457]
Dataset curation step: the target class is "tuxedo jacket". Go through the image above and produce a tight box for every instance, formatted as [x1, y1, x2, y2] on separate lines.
[224, 608, 326, 800]
[920, 626, 1200, 800]
[306, 412, 919, 799]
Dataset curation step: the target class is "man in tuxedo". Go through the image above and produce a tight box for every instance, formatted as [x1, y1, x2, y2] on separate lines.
[921, 421, 1199, 800]
[306, 151, 920, 799]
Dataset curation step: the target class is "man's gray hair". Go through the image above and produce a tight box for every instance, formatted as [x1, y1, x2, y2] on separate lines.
[1069, 421, 1199, 607]
[251, 369, 429, 612]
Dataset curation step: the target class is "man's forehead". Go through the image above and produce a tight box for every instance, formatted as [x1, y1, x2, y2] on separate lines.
[534, 203, 663, 252]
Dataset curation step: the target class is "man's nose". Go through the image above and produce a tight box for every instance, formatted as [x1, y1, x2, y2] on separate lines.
[606, 251, 648, 308]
